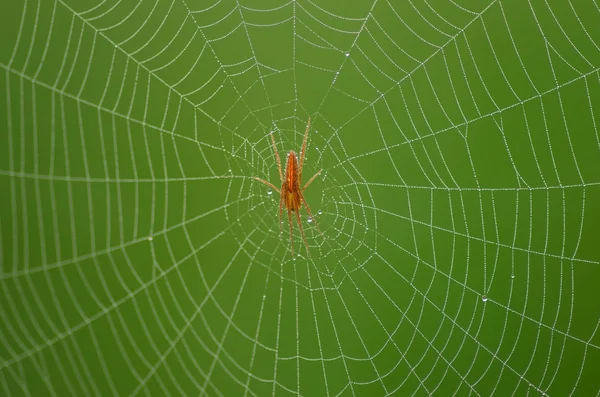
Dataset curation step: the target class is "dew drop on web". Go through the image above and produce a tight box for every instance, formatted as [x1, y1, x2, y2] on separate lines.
[481, 295, 488, 302]
[267, 189, 273, 195]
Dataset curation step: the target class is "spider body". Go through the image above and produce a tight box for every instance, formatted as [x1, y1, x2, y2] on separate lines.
[284, 151, 301, 211]
[254, 118, 324, 256]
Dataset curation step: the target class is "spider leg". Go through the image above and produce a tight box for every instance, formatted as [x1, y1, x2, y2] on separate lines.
[270, 133, 284, 184]
[294, 208, 311, 257]
[279, 183, 285, 239]
[299, 117, 311, 177]
[302, 169, 322, 191]
[299, 191, 324, 239]
[254, 177, 281, 193]
[287, 207, 294, 256]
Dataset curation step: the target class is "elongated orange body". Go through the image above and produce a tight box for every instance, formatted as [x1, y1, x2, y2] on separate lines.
[284, 151, 302, 211]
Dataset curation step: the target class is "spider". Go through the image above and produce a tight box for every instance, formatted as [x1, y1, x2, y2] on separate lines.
[254, 117, 324, 256]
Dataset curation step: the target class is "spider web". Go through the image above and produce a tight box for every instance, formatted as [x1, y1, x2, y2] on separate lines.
[1, 0, 600, 395]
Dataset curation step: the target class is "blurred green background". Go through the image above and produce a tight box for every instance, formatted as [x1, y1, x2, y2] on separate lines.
[1, 0, 600, 395]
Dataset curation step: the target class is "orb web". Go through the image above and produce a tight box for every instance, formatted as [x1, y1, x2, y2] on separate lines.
[1, 0, 600, 396]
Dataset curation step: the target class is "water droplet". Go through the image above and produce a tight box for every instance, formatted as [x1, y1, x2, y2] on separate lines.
[263, 295, 266, 300]
[481, 295, 488, 302]
[318, 210, 323, 215]
[336, 71, 339, 75]
[345, 52, 349, 57]
[511, 274, 515, 279]
[307, 216, 313, 223]
[228, 169, 232, 173]
[267, 189, 273, 195]
[147, 236, 153, 241]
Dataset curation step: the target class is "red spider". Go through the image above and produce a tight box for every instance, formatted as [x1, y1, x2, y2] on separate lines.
[254, 118, 324, 256]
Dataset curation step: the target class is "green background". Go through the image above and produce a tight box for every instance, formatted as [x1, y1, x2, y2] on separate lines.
[1, 0, 600, 395]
